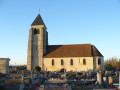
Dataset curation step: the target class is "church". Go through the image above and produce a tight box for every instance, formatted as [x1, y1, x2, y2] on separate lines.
[27, 14, 104, 72]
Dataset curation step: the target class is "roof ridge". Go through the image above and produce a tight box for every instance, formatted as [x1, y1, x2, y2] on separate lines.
[48, 44, 91, 46]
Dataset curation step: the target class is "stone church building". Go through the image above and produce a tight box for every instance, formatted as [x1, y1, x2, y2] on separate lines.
[27, 14, 104, 72]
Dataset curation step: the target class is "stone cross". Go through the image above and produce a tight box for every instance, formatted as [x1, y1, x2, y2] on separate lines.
[19, 70, 24, 90]
[64, 69, 66, 80]
[39, 9, 40, 14]
[21, 70, 24, 84]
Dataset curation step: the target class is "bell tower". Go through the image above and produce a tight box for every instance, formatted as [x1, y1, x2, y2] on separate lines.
[27, 14, 48, 71]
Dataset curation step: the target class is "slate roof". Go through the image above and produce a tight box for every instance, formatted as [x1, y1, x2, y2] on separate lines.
[44, 44, 103, 58]
[31, 14, 47, 28]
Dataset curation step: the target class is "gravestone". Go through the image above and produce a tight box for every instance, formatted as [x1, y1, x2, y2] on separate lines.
[12, 76, 16, 80]
[103, 76, 108, 86]
[86, 72, 90, 77]
[105, 71, 108, 76]
[97, 71, 102, 85]
[83, 72, 86, 76]
[108, 76, 113, 86]
[115, 72, 118, 77]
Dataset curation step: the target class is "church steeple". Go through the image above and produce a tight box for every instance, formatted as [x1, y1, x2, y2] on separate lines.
[27, 14, 48, 71]
[31, 14, 46, 28]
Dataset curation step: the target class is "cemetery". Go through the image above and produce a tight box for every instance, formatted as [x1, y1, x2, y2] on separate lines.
[0, 66, 120, 90]
[1, 0, 120, 90]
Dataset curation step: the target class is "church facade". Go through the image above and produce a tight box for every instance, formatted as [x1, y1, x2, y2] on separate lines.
[27, 14, 104, 72]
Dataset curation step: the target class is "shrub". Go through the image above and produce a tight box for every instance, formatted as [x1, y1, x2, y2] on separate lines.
[34, 66, 41, 72]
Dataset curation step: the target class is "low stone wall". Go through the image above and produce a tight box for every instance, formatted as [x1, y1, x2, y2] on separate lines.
[5, 79, 32, 89]
[5, 79, 21, 85]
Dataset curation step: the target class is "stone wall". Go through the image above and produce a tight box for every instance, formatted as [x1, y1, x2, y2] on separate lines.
[44, 57, 104, 72]
[44, 57, 94, 72]
[27, 28, 33, 71]
[27, 25, 47, 71]
[0, 58, 10, 74]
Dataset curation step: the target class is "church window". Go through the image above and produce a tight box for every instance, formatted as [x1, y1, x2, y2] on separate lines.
[83, 59, 86, 65]
[52, 59, 54, 66]
[70, 59, 73, 65]
[79, 59, 80, 63]
[98, 58, 101, 65]
[34, 28, 37, 34]
[61, 59, 64, 65]
[34, 28, 40, 34]
[37, 29, 40, 34]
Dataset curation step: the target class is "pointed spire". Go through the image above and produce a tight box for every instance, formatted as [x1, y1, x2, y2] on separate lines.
[31, 14, 46, 28]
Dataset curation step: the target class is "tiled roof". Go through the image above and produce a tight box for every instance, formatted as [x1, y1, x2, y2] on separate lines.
[31, 14, 46, 28]
[44, 44, 103, 58]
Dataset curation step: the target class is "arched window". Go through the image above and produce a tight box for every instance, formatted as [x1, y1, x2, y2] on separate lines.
[79, 58, 80, 63]
[34, 28, 37, 34]
[83, 59, 86, 65]
[70, 59, 73, 65]
[98, 58, 101, 65]
[52, 59, 54, 66]
[61, 59, 64, 65]
[34, 28, 40, 34]
[37, 29, 40, 34]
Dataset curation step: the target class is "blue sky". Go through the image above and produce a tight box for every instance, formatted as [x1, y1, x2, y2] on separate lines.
[0, 0, 120, 65]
